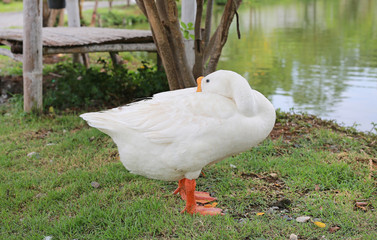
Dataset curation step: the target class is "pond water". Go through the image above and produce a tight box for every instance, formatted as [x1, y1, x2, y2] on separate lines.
[217, 0, 377, 132]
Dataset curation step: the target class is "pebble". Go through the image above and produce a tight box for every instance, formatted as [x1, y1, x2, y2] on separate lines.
[296, 216, 311, 222]
[289, 234, 298, 240]
[238, 218, 247, 224]
[27, 152, 39, 158]
[230, 164, 237, 168]
[266, 207, 276, 214]
[282, 215, 293, 221]
[91, 181, 100, 188]
[43, 237, 53, 240]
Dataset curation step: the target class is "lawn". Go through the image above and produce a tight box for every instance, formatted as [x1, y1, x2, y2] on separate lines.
[0, 2, 23, 13]
[1, 99, 376, 239]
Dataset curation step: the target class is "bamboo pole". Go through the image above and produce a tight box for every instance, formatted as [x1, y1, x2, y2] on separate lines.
[23, 0, 43, 112]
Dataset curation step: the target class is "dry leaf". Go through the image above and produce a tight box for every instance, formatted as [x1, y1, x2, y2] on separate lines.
[313, 221, 326, 228]
[355, 201, 369, 211]
[256, 212, 265, 216]
[204, 202, 218, 208]
[356, 202, 368, 206]
[329, 226, 340, 233]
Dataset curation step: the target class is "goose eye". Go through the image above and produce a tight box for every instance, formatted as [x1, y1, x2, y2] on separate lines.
[206, 79, 210, 83]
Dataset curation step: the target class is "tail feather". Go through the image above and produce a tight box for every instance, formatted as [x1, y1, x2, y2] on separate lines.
[80, 112, 123, 133]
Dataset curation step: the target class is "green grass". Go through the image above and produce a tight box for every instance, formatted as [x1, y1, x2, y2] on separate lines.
[0, 2, 23, 13]
[1, 100, 376, 239]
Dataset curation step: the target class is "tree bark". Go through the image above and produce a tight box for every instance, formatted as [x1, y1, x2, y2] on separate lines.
[192, 0, 204, 78]
[137, 0, 195, 90]
[204, 0, 241, 74]
[136, 0, 241, 89]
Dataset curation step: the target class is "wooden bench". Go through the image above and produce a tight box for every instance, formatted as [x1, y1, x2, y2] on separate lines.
[0, 27, 157, 62]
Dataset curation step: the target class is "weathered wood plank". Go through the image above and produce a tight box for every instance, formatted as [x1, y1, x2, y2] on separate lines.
[44, 42, 157, 54]
[0, 27, 154, 50]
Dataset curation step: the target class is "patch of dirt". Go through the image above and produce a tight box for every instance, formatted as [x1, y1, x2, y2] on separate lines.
[0, 75, 23, 104]
[0, 55, 66, 104]
[25, 129, 52, 140]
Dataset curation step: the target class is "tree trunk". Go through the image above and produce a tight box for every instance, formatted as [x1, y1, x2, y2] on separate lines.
[136, 0, 241, 90]
[137, 0, 195, 90]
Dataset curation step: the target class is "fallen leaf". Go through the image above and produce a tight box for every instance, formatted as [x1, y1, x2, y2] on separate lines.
[313, 221, 326, 228]
[256, 212, 265, 216]
[329, 226, 340, 233]
[315, 184, 320, 191]
[355, 201, 369, 211]
[355, 202, 368, 206]
[269, 173, 278, 178]
[204, 202, 218, 208]
[49, 106, 54, 114]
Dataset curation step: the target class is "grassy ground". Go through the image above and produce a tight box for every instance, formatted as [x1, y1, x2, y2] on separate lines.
[0, 99, 376, 239]
[0, 2, 23, 13]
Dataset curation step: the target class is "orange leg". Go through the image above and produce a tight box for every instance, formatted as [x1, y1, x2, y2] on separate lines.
[173, 179, 186, 200]
[173, 178, 217, 203]
[174, 178, 223, 216]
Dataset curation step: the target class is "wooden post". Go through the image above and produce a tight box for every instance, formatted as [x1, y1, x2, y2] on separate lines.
[66, 0, 83, 64]
[181, 0, 196, 71]
[23, 0, 43, 112]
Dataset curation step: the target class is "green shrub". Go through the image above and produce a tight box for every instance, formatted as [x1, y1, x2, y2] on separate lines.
[44, 60, 168, 110]
[99, 11, 147, 28]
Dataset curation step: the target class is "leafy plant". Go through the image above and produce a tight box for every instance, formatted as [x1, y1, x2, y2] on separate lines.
[43, 60, 169, 110]
[180, 21, 195, 40]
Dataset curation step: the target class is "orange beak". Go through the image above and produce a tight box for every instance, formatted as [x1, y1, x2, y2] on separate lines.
[196, 76, 203, 92]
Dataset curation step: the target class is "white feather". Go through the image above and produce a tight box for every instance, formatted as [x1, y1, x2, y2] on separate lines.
[80, 70, 276, 181]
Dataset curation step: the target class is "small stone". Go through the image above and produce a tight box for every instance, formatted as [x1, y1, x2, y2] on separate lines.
[43, 236, 53, 240]
[46, 143, 56, 146]
[63, 129, 67, 133]
[266, 207, 276, 214]
[27, 152, 39, 158]
[238, 218, 247, 224]
[271, 206, 279, 210]
[35, 193, 46, 198]
[282, 215, 293, 221]
[296, 216, 311, 223]
[230, 164, 237, 168]
[91, 181, 100, 188]
[289, 234, 298, 240]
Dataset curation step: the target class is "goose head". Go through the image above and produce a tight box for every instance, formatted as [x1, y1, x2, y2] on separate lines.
[197, 70, 261, 117]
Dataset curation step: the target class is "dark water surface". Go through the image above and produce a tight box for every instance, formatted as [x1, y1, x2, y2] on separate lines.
[217, 0, 377, 131]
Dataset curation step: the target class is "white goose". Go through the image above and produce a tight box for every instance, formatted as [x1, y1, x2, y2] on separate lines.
[80, 70, 276, 215]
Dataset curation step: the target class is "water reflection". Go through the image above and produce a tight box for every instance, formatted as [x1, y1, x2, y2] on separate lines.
[217, 0, 377, 131]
